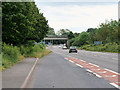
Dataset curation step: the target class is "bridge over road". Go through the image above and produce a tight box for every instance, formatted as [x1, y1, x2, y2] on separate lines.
[43, 35, 69, 46]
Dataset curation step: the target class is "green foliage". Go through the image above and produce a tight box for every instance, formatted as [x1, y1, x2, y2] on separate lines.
[2, 2, 49, 46]
[72, 32, 89, 46]
[20, 44, 45, 57]
[3, 43, 20, 63]
[2, 43, 47, 69]
[71, 20, 119, 50]
[78, 42, 119, 53]
[2, 43, 20, 68]
[47, 27, 55, 35]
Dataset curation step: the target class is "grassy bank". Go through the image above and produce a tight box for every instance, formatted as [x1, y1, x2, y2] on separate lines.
[2, 44, 51, 71]
[77, 42, 120, 53]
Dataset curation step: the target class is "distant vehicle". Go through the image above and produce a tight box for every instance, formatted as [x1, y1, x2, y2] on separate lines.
[59, 45, 62, 48]
[69, 46, 77, 53]
[62, 46, 67, 49]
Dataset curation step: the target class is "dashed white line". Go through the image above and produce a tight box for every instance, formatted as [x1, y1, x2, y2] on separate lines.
[104, 75, 117, 77]
[97, 71, 107, 74]
[105, 68, 120, 75]
[80, 60, 86, 62]
[75, 64, 83, 68]
[93, 73, 102, 78]
[110, 83, 120, 89]
[89, 63, 99, 67]
[86, 69, 93, 73]
[69, 60, 74, 63]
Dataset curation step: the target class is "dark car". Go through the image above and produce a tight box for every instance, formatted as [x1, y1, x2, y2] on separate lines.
[69, 46, 77, 53]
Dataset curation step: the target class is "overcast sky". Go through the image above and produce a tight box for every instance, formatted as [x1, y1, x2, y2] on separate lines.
[35, 0, 118, 33]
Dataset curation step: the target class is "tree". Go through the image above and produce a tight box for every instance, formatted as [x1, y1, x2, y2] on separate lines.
[56, 29, 70, 36]
[47, 27, 55, 35]
[72, 32, 89, 46]
[2, 2, 49, 46]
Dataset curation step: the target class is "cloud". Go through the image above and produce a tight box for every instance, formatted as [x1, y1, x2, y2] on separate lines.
[36, 2, 118, 33]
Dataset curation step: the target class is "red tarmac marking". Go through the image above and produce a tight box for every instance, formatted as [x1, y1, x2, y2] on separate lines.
[66, 57, 120, 87]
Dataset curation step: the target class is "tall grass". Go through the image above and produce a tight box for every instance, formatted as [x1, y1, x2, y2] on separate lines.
[2, 43, 51, 70]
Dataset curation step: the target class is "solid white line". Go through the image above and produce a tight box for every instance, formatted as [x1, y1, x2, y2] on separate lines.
[21, 58, 38, 88]
[89, 63, 99, 67]
[86, 69, 93, 73]
[80, 60, 86, 62]
[91, 69, 101, 71]
[93, 73, 102, 78]
[65, 58, 69, 60]
[75, 64, 83, 68]
[69, 60, 74, 63]
[105, 68, 120, 75]
[110, 83, 120, 89]
[97, 71, 107, 73]
[104, 75, 117, 77]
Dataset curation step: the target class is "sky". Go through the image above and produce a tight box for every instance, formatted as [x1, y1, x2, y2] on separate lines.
[35, 0, 118, 33]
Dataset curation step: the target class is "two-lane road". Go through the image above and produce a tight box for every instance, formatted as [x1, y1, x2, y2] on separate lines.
[28, 45, 119, 88]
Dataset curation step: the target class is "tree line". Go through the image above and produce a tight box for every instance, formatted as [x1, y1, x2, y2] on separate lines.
[2, 2, 49, 46]
[70, 20, 119, 46]
[48, 19, 119, 49]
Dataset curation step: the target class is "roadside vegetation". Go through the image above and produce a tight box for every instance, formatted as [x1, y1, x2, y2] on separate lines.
[2, 44, 51, 70]
[49, 19, 119, 53]
[69, 20, 120, 53]
[2, 2, 51, 70]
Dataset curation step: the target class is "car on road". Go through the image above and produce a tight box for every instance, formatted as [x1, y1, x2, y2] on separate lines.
[62, 46, 67, 49]
[59, 45, 62, 48]
[69, 46, 77, 53]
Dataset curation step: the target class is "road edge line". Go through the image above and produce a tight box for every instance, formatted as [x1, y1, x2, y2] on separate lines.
[20, 58, 39, 88]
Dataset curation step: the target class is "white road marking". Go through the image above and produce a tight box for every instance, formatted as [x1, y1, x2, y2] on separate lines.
[91, 69, 101, 70]
[21, 58, 38, 88]
[104, 75, 117, 77]
[69, 60, 74, 63]
[80, 60, 86, 62]
[110, 83, 120, 89]
[89, 63, 99, 67]
[86, 69, 93, 73]
[75, 64, 83, 68]
[97, 71, 107, 73]
[105, 68, 120, 75]
[93, 73, 102, 78]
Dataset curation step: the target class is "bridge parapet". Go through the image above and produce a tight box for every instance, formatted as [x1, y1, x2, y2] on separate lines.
[46, 35, 68, 38]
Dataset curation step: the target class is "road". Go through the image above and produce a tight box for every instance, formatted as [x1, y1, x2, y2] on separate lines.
[28, 45, 119, 88]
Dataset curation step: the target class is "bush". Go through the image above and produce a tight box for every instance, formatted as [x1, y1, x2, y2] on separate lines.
[78, 42, 119, 53]
[2, 43, 20, 63]
[20, 44, 45, 57]
[2, 43, 50, 70]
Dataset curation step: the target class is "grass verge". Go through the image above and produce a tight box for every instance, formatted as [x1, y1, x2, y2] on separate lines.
[2, 44, 51, 71]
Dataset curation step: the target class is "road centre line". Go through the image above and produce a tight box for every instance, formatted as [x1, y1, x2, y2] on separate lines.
[86, 69, 93, 73]
[75, 64, 83, 68]
[97, 71, 107, 74]
[105, 68, 120, 75]
[65, 57, 120, 88]
[93, 73, 102, 78]
[110, 83, 120, 89]
[104, 75, 117, 78]
[69, 60, 74, 63]
[89, 63, 99, 67]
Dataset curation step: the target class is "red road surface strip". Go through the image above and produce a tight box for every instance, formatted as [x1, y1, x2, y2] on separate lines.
[65, 57, 120, 88]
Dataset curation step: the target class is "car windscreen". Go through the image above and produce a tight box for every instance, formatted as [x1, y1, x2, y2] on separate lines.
[70, 47, 76, 49]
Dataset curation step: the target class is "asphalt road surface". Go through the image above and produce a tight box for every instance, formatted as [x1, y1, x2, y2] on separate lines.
[28, 45, 119, 88]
